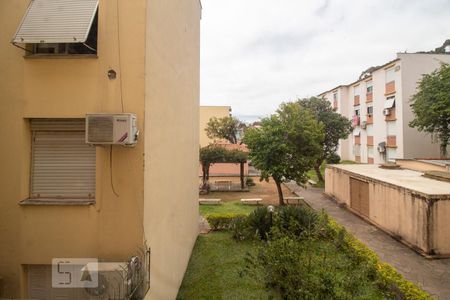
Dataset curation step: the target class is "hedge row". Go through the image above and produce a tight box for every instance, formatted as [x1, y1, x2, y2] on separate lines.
[327, 219, 432, 300]
[205, 213, 246, 231]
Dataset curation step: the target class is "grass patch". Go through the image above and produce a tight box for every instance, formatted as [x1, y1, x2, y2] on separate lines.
[199, 200, 258, 217]
[306, 164, 326, 188]
[177, 232, 273, 300]
[341, 160, 357, 164]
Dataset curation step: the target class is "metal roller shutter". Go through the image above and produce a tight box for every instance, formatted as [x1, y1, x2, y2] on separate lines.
[30, 119, 95, 200]
[12, 0, 99, 44]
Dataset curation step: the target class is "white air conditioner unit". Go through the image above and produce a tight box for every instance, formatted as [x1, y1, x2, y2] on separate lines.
[361, 121, 367, 129]
[383, 108, 391, 116]
[86, 113, 138, 146]
[377, 142, 386, 153]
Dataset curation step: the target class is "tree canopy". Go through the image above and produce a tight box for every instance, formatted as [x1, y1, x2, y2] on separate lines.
[298, 97, 353, 181]
[243, 102, 324, 205]
[205, 116, 244, 144]
[410, 63, 450, 157]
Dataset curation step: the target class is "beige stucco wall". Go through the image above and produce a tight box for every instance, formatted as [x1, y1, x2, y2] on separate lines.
[199, 106, 231, 147]
[0, 0, 200, 299]
[432, 200, 450, 255]
[143, 0, 201, 299]
[325, 166, 432, 254]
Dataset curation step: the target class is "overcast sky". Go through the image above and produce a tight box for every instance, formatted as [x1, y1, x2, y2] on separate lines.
[200, 0, 450, 122]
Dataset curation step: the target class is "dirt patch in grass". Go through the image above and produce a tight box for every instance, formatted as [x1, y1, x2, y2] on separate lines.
[199, 176, 294, 206]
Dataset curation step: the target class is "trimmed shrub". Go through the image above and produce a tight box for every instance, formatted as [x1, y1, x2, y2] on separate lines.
[206, 213, 246, 231]
[327, 153, 341, 164]
[274, 205, 321, 239]
[245, 177, 256, 186]
[246, 207, 273, 240]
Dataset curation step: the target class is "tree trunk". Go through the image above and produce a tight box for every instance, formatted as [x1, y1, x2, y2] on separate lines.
[440, 141, 448, 158]
[202, 164, 207, 185]
[240, 162, 245, 190]
[274, 178, 285, 206]
[314, 161, 324, 183]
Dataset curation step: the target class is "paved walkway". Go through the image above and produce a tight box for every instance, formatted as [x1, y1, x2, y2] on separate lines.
[285, 182, 450, 300]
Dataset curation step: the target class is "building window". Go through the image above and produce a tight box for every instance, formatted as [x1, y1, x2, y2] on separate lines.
[386, 67, 395, 83]
[366, 82, 373, 93]
[367, 146, 374, 158]
[355, 108, 360, 116]
[367, 106, 373, 115]
[354, 85, 360, 96]
[387, 121, 396, 136]
[366, 124, 373, 136]
[29, 119, 95, 201]
[353, 144, 361, 156]
[384, 96, 396, 109]
[12, 0, 99, 56]
[386, 147, 397, 162]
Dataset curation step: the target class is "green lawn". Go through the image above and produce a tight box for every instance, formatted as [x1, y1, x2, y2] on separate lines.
[177, 232, 275, 299]
[199, 200, 258, 217]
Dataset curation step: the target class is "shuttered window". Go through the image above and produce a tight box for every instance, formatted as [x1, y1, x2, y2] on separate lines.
[30, 119, 95, 200]
[28, 265, 88, 300]
[12, 0, 99, 44]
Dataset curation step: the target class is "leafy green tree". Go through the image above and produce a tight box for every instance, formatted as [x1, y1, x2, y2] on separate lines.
[410, 63, 450, 157]
[243, 103, 324, 205]
[206, 116, 244, 144]
[298, 97, 352, 182]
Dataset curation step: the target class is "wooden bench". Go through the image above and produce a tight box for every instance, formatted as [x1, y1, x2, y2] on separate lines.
[284, 196, 304, 205]
[240, 198, 262, 205]
[215, 180, 232, 190]
[199, 198, 222, 205]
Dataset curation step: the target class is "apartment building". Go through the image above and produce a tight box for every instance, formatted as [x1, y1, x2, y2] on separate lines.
[320, 53, 450, 164]
[199, 106, 232, 147]
[0, 0, 201, 299]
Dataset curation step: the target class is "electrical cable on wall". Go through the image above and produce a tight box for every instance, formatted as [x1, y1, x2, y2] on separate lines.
[110, 145, 119, 197]
[116, 0, 125, 113]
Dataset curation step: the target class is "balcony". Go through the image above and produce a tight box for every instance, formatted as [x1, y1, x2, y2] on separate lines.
[366, 93, 373, 102]
[354, 95, 360, 106]
[385, 81, 395, 94]
[387, 136, 397, 147]
[367, 136, 374, 146]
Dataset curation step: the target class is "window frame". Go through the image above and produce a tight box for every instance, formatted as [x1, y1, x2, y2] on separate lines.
[22, 119, 96, 205]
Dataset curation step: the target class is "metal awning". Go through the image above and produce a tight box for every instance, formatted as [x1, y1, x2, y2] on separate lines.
[353, 129, 361, 136]
[384, 97, 396, 109]
[12, 0, 98, 44]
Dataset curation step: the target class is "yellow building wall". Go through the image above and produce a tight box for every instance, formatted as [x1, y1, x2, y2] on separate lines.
[143, 0, 201, 298]
[0, 0, 200, 298]
[199, 106, 231, 147]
